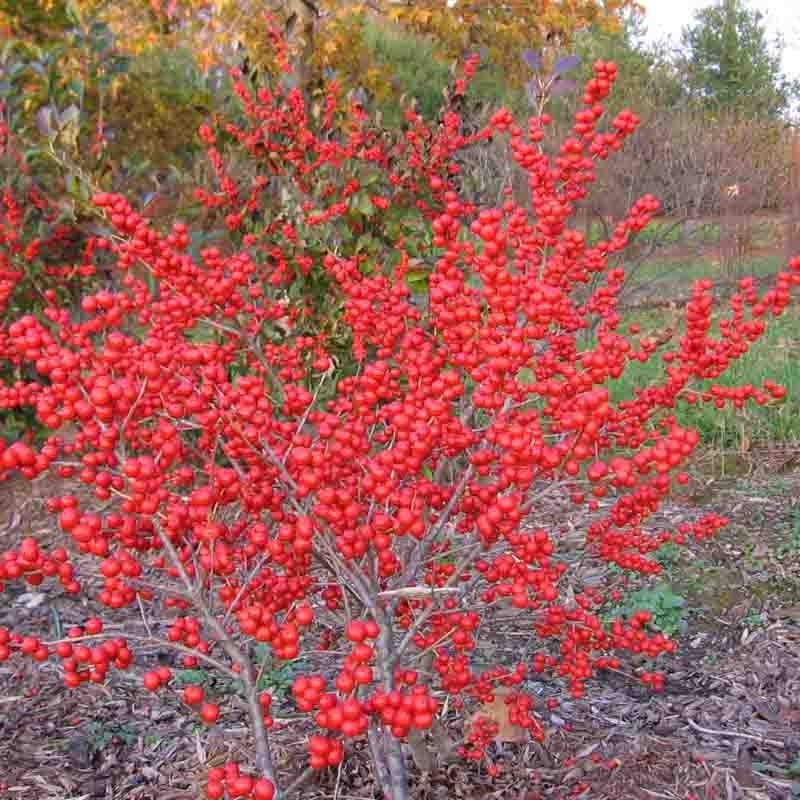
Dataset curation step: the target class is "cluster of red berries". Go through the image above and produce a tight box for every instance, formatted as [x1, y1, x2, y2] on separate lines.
[506, 691, 545, 741]
[167, 616, 212, 667]
[461, 715, 499, 762]
[0, 626, 49, 663]
[206, 762, 275, 799]
[143, 670, 221, 724]
[366, 686, 439, 737]
[307, 735, 344, 769]
[0, 536, 77, 594]
[52, 622, 133, 687]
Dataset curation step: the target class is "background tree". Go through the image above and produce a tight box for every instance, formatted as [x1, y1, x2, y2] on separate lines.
[1, 0, 644, 104]
[570, 11, 684, 111]
[678, 0, 799, 118]
[205, 0, 642, 97]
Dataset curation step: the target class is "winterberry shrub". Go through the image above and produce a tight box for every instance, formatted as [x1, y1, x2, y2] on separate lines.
[0, 32, 798, 800]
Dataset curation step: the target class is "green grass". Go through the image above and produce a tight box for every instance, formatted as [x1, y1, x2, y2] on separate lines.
[517, 247, 799, 448]
[517, 244, 799, 449]
[606, 305, 800, 447]
[583, 219, 709, 248]
[627, 253, 784, 290]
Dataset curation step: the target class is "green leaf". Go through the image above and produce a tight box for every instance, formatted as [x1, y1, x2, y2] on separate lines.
[355, 233, 377, 253]
[68, 79, 85, 104]
[406, 270, 429, 291]
[356, 193, 376, 217]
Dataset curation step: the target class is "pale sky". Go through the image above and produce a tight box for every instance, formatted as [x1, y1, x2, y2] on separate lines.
[638, 0, 800, 80]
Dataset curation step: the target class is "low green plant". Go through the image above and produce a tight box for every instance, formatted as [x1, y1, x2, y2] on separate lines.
[84, 719, 138, 750]
[653, 542, 682, 572]
[777, 514, 800, 560]
[253, 648, 301, 696]
[742, 611, 767, 628]
[174, 648, 301, 699]
[607, 583, 689, 637]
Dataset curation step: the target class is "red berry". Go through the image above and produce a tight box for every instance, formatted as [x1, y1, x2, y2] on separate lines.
[143, 671, 161, 691]
[183, 685, 204, 705]
[253, 778, 275, 799]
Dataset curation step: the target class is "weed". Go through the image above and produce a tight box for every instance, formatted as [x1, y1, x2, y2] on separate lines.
[776, 514, 800, 560]
[173, 648, 300, 703]
[653, 542, 682, 572]
[742, 611, 767, 628]
[173, 668, 217, 690]
[253, 646, 301, 696]
[606, 583, 689, 637]
[84, 720, 138, 750]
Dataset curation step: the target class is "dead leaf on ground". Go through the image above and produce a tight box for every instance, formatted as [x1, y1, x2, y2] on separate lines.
[467, 687, 528, 744]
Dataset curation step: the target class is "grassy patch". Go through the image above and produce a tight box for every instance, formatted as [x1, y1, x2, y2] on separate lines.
[624, 253, 784, 293]
[607, 306, 800, 446]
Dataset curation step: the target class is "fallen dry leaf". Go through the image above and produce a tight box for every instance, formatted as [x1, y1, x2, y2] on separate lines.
[467, 687, 527, 744]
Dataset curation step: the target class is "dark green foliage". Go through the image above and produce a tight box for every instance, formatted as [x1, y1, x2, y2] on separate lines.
[360, 18, 526, 127]
[679, 0, 799, 118]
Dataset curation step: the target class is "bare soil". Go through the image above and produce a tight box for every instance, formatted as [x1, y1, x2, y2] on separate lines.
[1, 457, 799, 800]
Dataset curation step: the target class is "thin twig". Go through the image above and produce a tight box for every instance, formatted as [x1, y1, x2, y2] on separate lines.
[136, 594, 153, 639]
[284, 370, 330, 464]
[153, 521, 278, 784]
[390, 542, 482, 667]
[687, 718, 785, 748]
[221, 553, 271, 628]
[395, 464, 474, 592]
[333, 757, 344, 800]
[377, 587, 460, 599]
[118, 376, 148, 445]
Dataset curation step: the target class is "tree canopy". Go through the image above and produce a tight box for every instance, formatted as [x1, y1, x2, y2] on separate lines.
[679, 0, 799, 117]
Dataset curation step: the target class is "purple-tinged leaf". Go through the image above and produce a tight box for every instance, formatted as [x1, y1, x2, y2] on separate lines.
[59, 104, 80, 128]
[553, 54, 581, 75]
[35, 106, 53, 138]
[550, 79, 579, 97]
[522, 49, 542, 70]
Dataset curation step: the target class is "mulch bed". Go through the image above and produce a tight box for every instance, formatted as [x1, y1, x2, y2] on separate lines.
[1, 464, 799, 800]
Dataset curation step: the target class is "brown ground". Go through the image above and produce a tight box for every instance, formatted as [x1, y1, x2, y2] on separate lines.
[1, 454, 799, 800]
